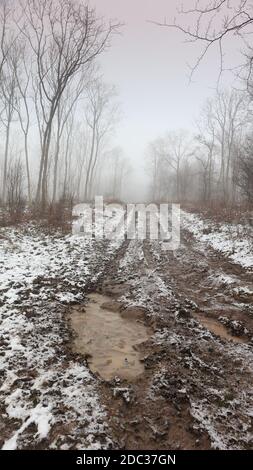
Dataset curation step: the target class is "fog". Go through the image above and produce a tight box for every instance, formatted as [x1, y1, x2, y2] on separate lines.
[0, 0, 252, 209]
[1, 1, 253, 453]
[93, 0, 241, 201]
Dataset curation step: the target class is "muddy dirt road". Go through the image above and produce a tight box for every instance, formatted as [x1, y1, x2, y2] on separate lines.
[1, 214, 253, 450]
[70, 226, 253, 450]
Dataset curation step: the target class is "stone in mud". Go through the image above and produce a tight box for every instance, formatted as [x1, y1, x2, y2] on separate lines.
[102, 284, 124, 297]
[177, 307, 191, 319]
[219, 316, 249, 337]
[120, 306, 147, 321]
[177, 388, 189, 402]
[203, 227, 212, 235]
[100, 301, 121, 312]
[113, 387, 134, 404]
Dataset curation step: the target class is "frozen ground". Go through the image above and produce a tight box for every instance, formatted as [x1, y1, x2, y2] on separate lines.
[182, 210, 253, 269]
[0, 223, 123, 449]
[0, 208, 253, 449]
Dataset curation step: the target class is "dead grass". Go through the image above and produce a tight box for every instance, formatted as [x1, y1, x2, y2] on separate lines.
[182, 201, 253, 226]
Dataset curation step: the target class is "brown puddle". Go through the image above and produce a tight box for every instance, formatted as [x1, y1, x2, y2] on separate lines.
[70, 293, 151, 381]
[193, 313, 246, 344]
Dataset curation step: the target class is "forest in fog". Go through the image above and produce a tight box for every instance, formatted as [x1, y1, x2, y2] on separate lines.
[146, 89, 253, 205]
[0, 0, 130, 214]
[1, 0, 253, 456]
[0, 0, 253, 216]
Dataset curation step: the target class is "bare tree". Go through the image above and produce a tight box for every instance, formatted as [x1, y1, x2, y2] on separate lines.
[0, 43, 20, 202]
[195, 100, 218, 202]
[101, 147, 131, 200]
[20, 0, 119, 209]
[235, 135, 253, 203]
[146, 132, 193, 202]
[0, 3, 6, 90]
[111, 150, 131, 201]
[163, 130, 192, 201]
[152, 1, 253, 82]
[84, 78, 119, 200]
[195, 109, 216, 203]
[62, 111, 74, 201]
[14, 46, 32, 203]
[146, 138, 166, 201]
[193, 89, 249, 203]
[210, 90, 247, 201]
[74, 126, 89, 201]
[0, 0, 10, 79]
[195, 141, 215, 203]
[51, 76, 86, 204]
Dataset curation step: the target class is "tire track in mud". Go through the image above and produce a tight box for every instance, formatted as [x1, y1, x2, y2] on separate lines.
[0, 225, 137, 451]
[141, 232, 253, 449]
[145, 229, 253, 339]
[64, 213, 253, 449]
[67, 214, 253, 450]
[76, 237, 211, 450]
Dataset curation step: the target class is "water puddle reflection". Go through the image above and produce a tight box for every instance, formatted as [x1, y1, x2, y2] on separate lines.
[71, 293, 151, 380]
[193, 313, 246, 344]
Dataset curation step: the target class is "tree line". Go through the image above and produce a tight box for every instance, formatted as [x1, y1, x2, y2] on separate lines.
[146, 0, 253, 206]
[146, 88, 253, 205]
[0, 0, 129, 216]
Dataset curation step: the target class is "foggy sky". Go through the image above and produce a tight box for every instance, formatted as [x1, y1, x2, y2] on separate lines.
[91, 0, 241, 200]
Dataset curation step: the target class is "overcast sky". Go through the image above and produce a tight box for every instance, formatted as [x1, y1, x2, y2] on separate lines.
[91, 0, 240, 199]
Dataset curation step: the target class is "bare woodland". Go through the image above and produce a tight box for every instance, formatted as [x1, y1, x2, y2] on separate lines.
[1, 0, 253, 454]
[147, 0, 253, 206]
[0, 0, 129, 215]
[0, 0, 252, 214]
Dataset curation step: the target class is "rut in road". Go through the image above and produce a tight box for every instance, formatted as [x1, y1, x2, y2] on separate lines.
[72, 222, 253, 450]
[77, 237, 210, 450]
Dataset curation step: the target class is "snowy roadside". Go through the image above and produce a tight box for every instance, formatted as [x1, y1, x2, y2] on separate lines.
[0, 223, 123, 450]
[181, 210, 253, 270]
[113, 237, 253, 450]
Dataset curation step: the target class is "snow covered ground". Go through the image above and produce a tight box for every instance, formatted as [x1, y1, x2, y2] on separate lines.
[0, 223, 123, 450]
[1, 206, 253, 450]
[182, 210, 253, 269]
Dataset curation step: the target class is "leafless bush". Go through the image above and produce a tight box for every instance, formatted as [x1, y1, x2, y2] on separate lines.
[45, 193, 75, 232]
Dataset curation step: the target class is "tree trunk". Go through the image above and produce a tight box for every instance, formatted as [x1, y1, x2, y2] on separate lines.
[84, 120, 96, 201]
[2, 117, 11, 203]
[36, 117, 53, 209]
[24, 132, 31, 204]
[52, 128, 60, 204]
